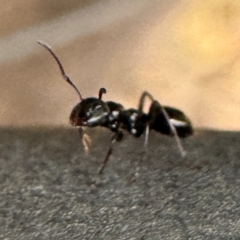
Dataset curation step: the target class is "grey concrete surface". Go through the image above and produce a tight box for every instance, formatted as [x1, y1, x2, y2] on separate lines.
[1, 127, 240, 239]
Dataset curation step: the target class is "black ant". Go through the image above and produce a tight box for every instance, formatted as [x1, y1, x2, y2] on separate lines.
[38, 41, 193, 174]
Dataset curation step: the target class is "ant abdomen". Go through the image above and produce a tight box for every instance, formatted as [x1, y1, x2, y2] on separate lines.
[148, 101, 193, 138]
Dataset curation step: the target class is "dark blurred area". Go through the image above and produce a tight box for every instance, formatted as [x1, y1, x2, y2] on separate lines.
[1, 0, 240, 129]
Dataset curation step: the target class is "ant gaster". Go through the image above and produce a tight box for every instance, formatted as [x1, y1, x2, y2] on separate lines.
[38, 41, 193, 174]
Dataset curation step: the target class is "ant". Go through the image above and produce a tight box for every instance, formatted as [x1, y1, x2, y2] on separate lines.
[38, 41, 193, 174]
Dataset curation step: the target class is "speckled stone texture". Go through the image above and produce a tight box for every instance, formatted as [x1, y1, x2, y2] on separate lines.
[1, 127, 240, 239]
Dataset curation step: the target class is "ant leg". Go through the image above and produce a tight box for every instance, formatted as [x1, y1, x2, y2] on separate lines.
[79, 127, 91, 154]
[138, 92, 154, 150]
[98, 131, 123, 174]
[98, 146, 113, 175]
[160, 106, 187, 157]
[138, 91, 154, 112]
[144, 125, 150, 149]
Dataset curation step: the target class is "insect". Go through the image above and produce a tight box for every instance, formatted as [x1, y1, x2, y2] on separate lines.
[38, 41, 193, 174]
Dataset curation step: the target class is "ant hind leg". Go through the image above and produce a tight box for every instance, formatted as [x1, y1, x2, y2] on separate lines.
[138, 91, 155, 112]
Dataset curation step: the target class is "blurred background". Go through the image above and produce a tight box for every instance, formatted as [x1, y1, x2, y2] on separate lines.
[1, 0, 240, 130]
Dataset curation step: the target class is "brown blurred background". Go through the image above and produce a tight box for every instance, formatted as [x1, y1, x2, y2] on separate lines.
[1, 0, 240, 130]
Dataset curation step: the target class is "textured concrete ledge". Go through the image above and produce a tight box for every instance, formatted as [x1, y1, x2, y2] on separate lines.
[0, 127, 240, 239]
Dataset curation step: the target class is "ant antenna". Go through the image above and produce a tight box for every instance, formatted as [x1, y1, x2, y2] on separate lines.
[98, 88, 107, 100]
[37, 40, 83, 101]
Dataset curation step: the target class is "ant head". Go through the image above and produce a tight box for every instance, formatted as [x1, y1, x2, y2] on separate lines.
[70, 98, 109, 127]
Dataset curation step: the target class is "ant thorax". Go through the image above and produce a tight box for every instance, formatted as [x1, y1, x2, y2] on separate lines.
[104, 101, 124, 131]
[119, 109, 148, 137]
[70, 98, 109, 127]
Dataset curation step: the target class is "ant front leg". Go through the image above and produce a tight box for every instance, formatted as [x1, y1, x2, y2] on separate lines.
[98, 130, 123, 174]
